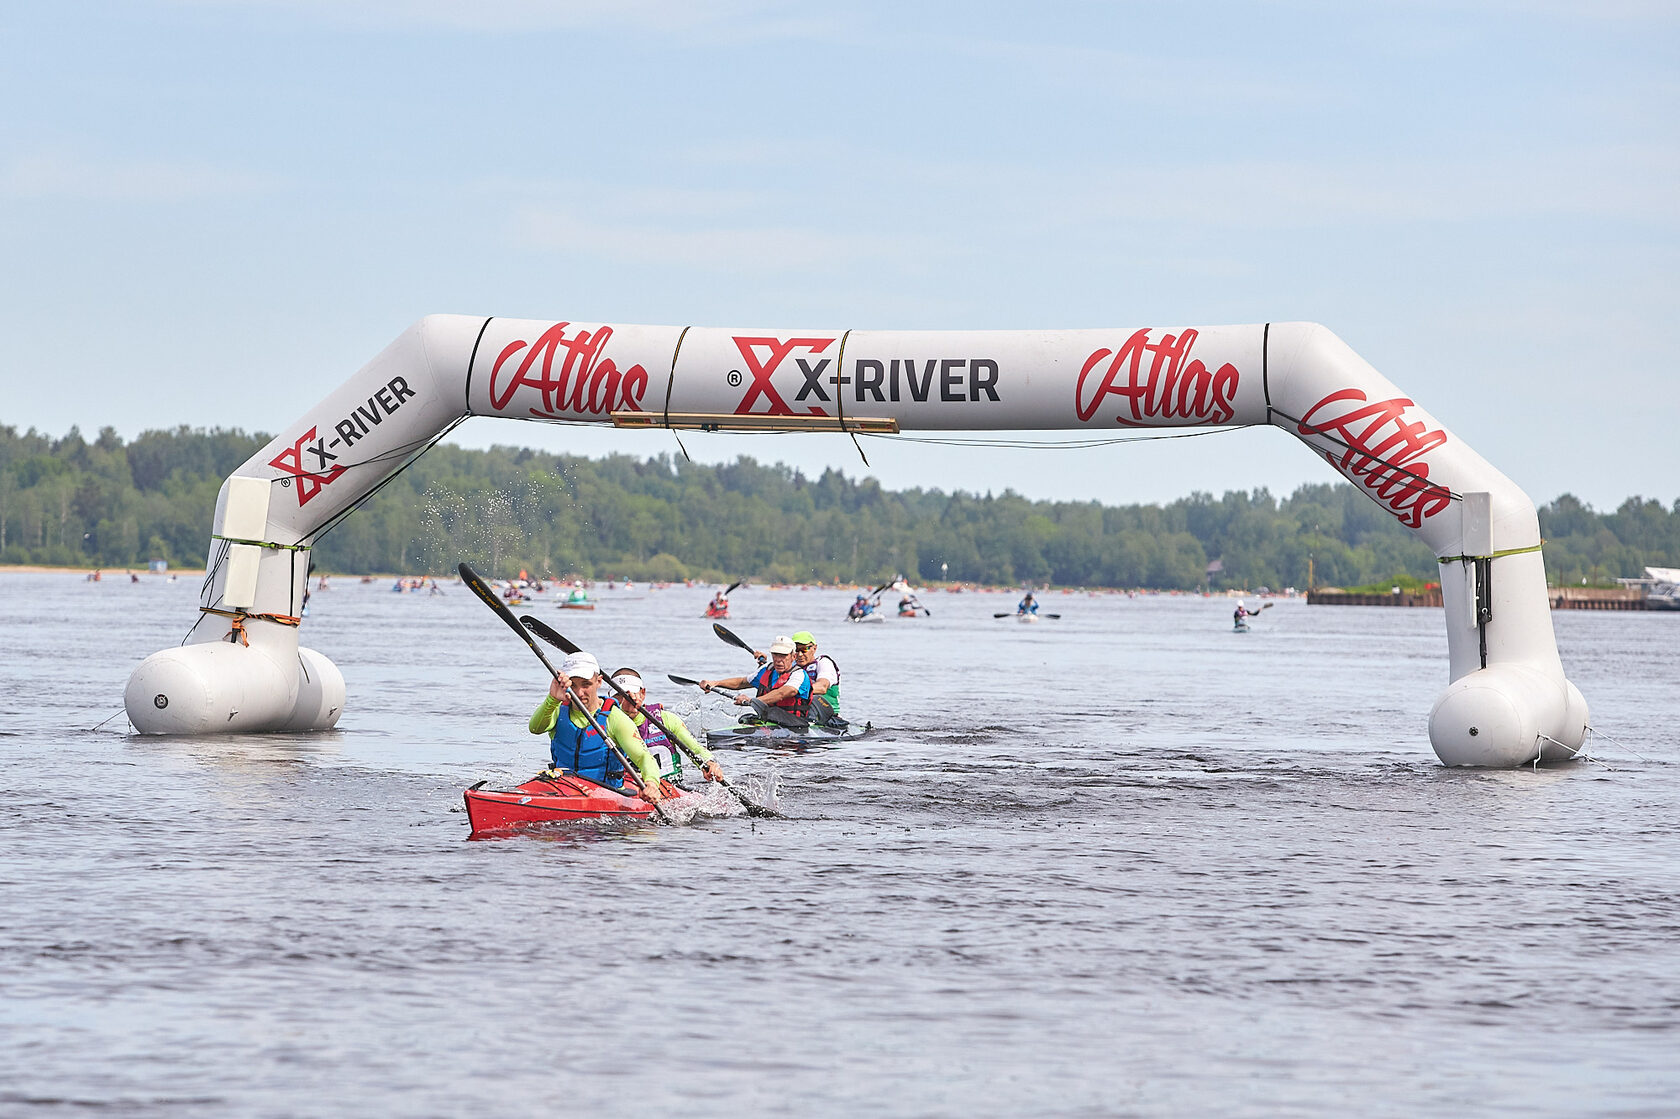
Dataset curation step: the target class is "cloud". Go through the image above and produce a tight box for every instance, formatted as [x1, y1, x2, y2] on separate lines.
[0, 150, 272, 203]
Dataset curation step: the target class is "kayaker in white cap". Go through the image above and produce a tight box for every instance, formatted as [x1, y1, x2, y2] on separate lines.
[529, 651, 663, 800]
[699, 634, 814, 731]
[605, 667, 726, 786]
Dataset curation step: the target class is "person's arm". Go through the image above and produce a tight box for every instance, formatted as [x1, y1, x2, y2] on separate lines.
[605, 706, 661, 789]
[700, 673, 753, 691]
[529, 694, 560, 735]
[658, 709, 712, 763]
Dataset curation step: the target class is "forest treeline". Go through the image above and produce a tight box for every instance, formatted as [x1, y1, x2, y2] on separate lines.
[3, 423, 1677, 589]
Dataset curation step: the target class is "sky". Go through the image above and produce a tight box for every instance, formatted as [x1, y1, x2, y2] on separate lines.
[1, 0, 1675, 511]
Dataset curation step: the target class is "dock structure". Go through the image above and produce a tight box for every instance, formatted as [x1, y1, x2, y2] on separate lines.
[1308, 587, 1653, 610]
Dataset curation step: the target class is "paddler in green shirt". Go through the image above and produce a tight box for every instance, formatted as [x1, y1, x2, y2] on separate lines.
[791, 630, 845, 728]
[530, 652, 663, 800]
[607, 667, 727, 786]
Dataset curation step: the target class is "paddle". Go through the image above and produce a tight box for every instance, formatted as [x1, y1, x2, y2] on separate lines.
[457, 562, 671, 821]
[712, 622, 766, 664]
[724, 580, 742, 596]
[519, 615, 780, 819]
[993, 611, 1061, 619]
[669, 673, 742, 695]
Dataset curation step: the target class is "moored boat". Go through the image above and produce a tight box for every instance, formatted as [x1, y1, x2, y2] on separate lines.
[463, 773, 677, 833]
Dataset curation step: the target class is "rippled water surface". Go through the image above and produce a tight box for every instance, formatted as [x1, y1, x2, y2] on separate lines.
[3, 572, 1678, 1117]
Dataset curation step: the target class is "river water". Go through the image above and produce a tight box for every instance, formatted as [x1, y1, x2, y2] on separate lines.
[2, 572, 1676, 1117]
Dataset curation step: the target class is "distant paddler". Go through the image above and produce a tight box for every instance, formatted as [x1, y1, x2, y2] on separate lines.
[847, 593, 876, 621]
[531, 652, 663, 802]
[1017, 592, 1039, 617]
[700, 634, 813, 731]
[604, 667, 726, 786]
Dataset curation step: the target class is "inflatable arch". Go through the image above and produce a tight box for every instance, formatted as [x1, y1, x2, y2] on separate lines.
[124, 315, 1588, 767]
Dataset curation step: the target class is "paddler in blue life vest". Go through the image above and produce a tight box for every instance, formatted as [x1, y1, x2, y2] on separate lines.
[791, 631, 846, 729]
[848, 594, 875, 620]
[530, 652, 663, 801]
[604, 667, 726, 786]
[1017, 592, 1039, 616]
[699, 635, 813, 731]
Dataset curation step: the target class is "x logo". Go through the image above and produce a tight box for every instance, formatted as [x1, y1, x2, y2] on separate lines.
[269, 426, 345, 506]
[732, 336, 835, 416]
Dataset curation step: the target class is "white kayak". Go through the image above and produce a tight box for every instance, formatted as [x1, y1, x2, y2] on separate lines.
[848, 613, 886, 624]
[1017, 613, 1039, 623]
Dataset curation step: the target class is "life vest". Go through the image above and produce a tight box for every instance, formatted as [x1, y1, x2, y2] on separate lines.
[802, 655, 841, 715]
[750, 663, 812, 720]
[630, 702, 681, 779]
[549, 702, 624, 788]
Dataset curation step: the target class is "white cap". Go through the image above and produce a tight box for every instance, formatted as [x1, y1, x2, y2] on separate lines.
[560, 652, 600, 681]
[769, 635, 795, 655]
[611, 671, 644, 692]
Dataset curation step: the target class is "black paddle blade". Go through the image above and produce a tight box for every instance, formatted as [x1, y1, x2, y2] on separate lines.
[724, 580, 742, 595]
[669, 674, 704, 688]
[520, 614, 580, 655]
[712, 622, 759, 659]
[459, 563, 559, 677]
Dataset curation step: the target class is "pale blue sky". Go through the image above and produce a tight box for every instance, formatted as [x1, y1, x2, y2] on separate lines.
[2, 1, 1675, 509]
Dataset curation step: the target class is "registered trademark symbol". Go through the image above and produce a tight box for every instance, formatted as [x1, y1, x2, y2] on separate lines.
[154, 694, 169, 709]
[280, 477, 291, 488]
[726, 369, 742, 388]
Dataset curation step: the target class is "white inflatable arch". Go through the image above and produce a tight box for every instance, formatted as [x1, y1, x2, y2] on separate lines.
[125, 314, 1588, 766]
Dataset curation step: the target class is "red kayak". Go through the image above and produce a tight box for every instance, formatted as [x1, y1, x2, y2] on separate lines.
[463, 773, 680, 833]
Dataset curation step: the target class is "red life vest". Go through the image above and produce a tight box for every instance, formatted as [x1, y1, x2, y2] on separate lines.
[749, 663, 812, 720]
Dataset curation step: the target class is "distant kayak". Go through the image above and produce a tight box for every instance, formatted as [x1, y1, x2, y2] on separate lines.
[704, 608, 729, 619]
[706, 721, 873, 749]
[1017, 613, 1039, 624]
[847, 613, 885, 624]
[557, 602, 596, 611]
[1234, 622, 1250, 633]
[463, 774, 680, 833]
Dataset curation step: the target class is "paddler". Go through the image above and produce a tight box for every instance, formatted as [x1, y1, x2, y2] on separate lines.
[1017, 591, 1039, 616]
[848, 594, 875, 620]
[700, 634, 813, 731]
[1233, 602, 1254, 628]
[530, 652, 663, 801]
[604, 667, 726, 786]
[790, 631, 845, 728]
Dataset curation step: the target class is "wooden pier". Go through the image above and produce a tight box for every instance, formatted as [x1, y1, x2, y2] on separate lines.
[1307, 587, 1652, 610]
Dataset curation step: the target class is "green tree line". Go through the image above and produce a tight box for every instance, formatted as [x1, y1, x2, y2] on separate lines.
[3, 423, 1676, 589]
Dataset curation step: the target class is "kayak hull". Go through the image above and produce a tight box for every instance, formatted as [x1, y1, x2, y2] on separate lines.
[1017, 613, 1039, 623]
[558, 602, 596, 610]
[463, 774, 674, 833]
[706, 721, 873, 749]
[847, 614, 885, 624]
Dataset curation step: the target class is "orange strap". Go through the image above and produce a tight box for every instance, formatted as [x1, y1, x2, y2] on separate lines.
[200, 606, 302, 646]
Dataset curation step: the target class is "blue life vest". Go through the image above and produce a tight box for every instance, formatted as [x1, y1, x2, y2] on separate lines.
[750, 663, 812, 720]
[549, 702, 624, 787]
